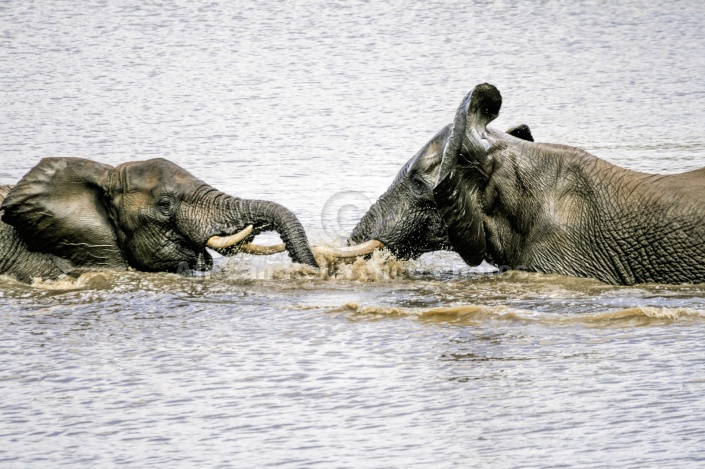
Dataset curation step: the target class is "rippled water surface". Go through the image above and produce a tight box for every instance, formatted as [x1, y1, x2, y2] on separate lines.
[2, 1, 705, 467]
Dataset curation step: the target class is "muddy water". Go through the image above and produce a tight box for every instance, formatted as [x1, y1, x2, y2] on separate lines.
[2, 1, 705, 467]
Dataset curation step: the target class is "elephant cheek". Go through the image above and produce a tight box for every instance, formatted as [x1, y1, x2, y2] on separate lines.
[447, 216, 486, 266]
[119, 230, 186, 272]
[435, 179, 487, 266]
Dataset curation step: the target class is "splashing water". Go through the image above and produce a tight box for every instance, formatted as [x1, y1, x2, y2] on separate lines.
[315, 249, 408, 281]
[214, 248, 408, 282]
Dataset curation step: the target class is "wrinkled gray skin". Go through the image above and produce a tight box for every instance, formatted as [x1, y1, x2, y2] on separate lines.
[350, 123, 533, 259]
[0, 157, 318, 282]
[434, 83, 705, 285]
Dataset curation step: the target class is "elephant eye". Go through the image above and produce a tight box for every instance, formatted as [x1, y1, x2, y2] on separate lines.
[156, 195, 176, 216]
[410, 174, 428, 195]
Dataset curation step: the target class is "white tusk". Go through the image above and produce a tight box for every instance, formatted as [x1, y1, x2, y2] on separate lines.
[239, 243, 287, 255]
[312, 240, 384, 258]
[206, 225, 254, 249]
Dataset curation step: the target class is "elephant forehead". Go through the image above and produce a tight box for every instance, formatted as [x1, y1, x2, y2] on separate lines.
[119, 190, 154, 208]
[117, 159, 203, 193]
[407, 131, 445, 177]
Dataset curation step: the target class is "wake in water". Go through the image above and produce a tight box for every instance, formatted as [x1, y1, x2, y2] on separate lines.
[328, 302, 705, 327]
[4, 248, 705, 330]
[29, 272, 114, 291]
[0, 249, 408, 296]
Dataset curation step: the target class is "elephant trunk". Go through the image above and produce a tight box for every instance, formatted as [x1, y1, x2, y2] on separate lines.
[349, 204, 375, 245]
[351, 182, 406, 247]
[214, 196, 319, 268]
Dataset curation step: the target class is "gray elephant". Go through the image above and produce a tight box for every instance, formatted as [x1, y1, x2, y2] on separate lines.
[348, 83, 705, 285]
[0, 157, 318, 282]
[347, 123, 533, 259]
[430, 83, 705, 285]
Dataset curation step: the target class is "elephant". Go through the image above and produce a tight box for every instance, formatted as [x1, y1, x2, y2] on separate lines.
[430, 83, 705, 285]
[0, 157, 318, 282]
[347, 122, 533, 259]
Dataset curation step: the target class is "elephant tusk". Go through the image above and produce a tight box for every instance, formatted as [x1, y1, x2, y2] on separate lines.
[206, 225, 254, 249]
[239, 243, 287, 255]
[210, 236, 383, 259]
[312, 240, 384, 258]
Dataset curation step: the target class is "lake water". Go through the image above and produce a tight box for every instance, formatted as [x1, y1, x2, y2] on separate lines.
[2, 1, 705, 467]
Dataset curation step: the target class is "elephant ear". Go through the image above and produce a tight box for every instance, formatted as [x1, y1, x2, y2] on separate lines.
[437, 83, 502, 187]
[432, 84, 502, 266]
[1, 157, 125, 268]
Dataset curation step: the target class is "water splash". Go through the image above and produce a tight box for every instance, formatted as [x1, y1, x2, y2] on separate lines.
[217, 248, 408, 282]
[315, 249, 407, 281]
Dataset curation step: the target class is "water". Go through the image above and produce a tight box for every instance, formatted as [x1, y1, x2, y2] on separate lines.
[2, 1, 705, 466]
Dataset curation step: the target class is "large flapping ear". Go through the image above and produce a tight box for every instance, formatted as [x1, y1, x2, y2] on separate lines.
[436, 83, 502, 187]
[1, 158, 125, 268]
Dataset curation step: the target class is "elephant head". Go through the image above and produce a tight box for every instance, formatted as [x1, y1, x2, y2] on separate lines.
[346, 123, 533, 260]
[433, 83, 705, 285]
[0, 157, 318, 278]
